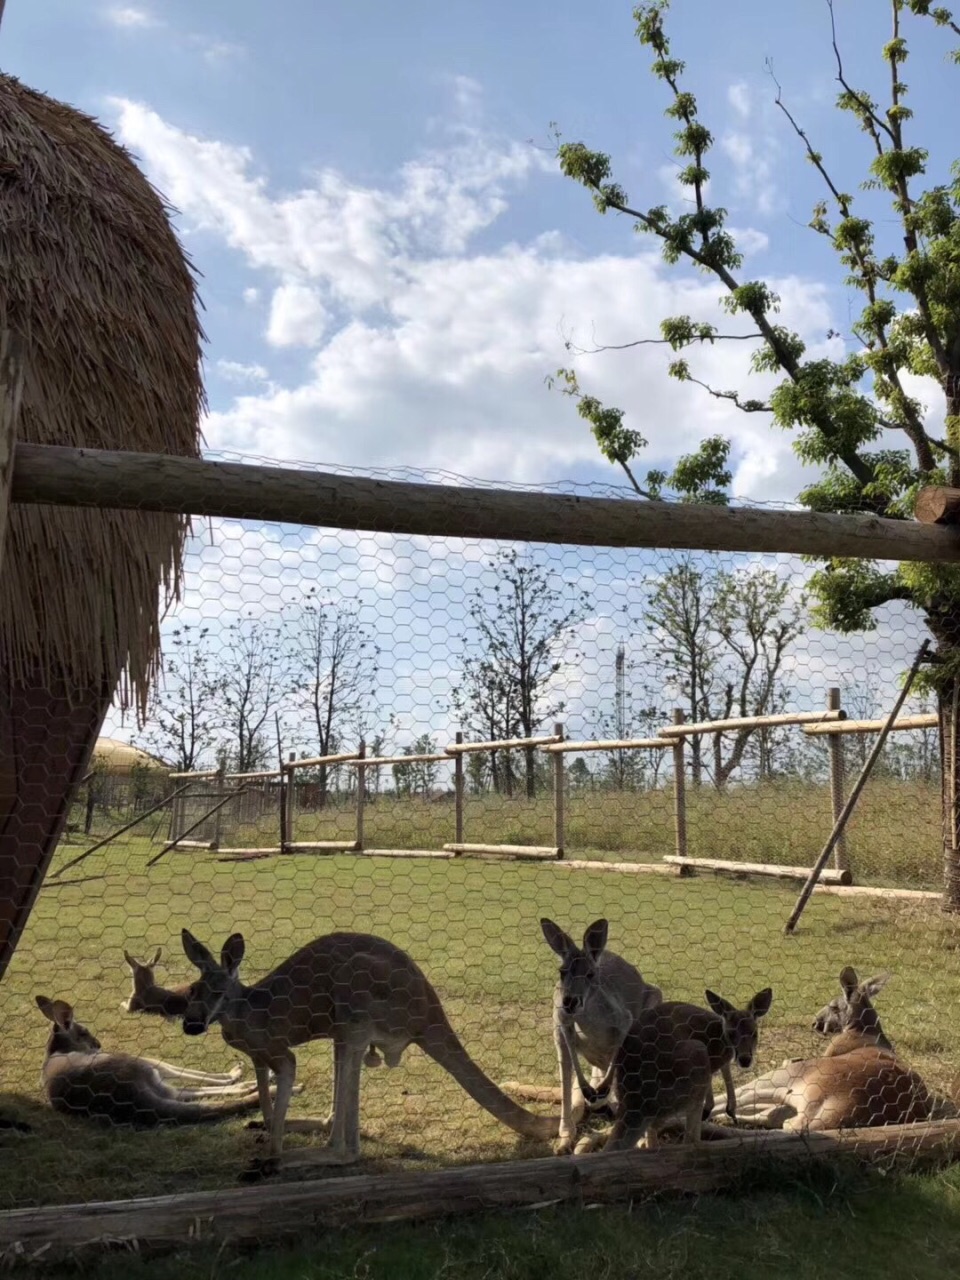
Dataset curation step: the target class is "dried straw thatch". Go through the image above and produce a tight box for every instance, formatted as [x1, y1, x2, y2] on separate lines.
[0, 72, 204, 716]
[0, 74, 204, 980]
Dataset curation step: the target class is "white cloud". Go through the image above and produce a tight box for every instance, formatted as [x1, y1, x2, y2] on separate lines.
[728, 82, 752, 120]
[104, 5, 157, 28]
[266, 284, 329, 348]
[727, 226, 770, 256]
[190, 36, 245, 64]
[215, 360, 269, 384]
[243, 287, 260, 306]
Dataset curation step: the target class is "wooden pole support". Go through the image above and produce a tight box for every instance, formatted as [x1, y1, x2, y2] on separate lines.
[827, 688, 848, 875]
[454, 731, 464, 847]
[553, 721, 565, 858]
[355, 741, 366, 852]
[211, 763, 227, 853]
[672, 709, 687, 863]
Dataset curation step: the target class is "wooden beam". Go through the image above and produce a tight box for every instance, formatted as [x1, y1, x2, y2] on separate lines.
[660, 710, 846, 738]
[442, 843, 562, 859]
[915, 486, 960, 525]
[285, 751, 360, 770]
[347, 753, 452, 766]
[12, 443, 960, 563]
[803, 714, 938, 736]
[663, 856, 853, 886]
[362, 848, 457, 860]
[283, 841, 361, 853]
[543, 737, 670, 753]
[445, 735, 562, 754]
[2, 1121, 958, 1261]
[554, 859, 677, 877]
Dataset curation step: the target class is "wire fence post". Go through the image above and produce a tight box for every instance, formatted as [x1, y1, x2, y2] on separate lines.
[672, 709, 688, 865]
[211, 763, 227, 853]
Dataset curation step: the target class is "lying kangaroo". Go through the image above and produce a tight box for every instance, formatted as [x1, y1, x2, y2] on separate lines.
[505, 918, 661, 1155]
[35, 995, 276, 1125]
[123, 948, 191, 1019]
[180, 928, 558, 1178]
[733, 967, 932, 1131]
[572, 986, 772, 1153]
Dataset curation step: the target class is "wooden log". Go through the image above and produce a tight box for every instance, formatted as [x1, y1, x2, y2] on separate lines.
[214, 847, 282, 857]
[224, 769, 282, 781]
[362, 848, 457, 860]
[542, 737, 670, 753]
[553, 859, 677, 877]
[442, 843, 562, 860]
[14, 443, 960, 564]
[915, 485, 960, 525]
[803, 714, 938, 735]
[807, 883, 940, 902]
[285, 750, 360, 770]
[663, 856, 853, 886]
[283, 841, 361, 853]
[3, 1120, 959, 1260]
[346, 753, 451, 766]
[166, 839, 213, 850]
[445, 734, 562, 755]
[168, 771, 218, 780]
[660, 709, 846, 737]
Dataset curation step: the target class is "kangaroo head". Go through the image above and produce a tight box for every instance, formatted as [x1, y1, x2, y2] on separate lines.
[121, 946, 164, 1013]
[181, 929, 245, 1036]
[541, 917, 608, 1020]
[813, 967, 891, 1043]
[35, 995, 101, 1056]
[705, 987, 773, 1069]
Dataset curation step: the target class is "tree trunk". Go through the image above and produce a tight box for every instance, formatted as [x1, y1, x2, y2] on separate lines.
[939, 680, 960, 910]
[318, 762, 328, 810]
[524, 744, 535, 799]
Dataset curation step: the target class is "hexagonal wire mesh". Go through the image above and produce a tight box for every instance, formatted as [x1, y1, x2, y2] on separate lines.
[4, 452, 958, 1216]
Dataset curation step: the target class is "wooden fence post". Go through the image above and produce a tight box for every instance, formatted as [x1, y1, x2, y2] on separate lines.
[827, 688, 849, 875]
[553, 722, 565, 858]
[211, 763, 227, 852]
[454, 731, 464, 848]
[283, 751, 296, 851]
[672, 709, 688, 865]
[355, 741, 366, 852]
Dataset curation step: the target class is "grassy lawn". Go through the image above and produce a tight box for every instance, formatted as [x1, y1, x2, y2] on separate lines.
[5, 781, 960, 1274]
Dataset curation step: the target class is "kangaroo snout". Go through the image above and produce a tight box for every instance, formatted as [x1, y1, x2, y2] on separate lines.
[737, 1052, 753, 1069]
[183, 1018, 207, 1036]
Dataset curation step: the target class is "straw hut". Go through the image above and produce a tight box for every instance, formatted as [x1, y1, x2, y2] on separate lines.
[0, 74, 204, 980]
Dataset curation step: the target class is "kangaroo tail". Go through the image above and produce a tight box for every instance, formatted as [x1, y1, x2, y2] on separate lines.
[419, 1019, 558, 1142]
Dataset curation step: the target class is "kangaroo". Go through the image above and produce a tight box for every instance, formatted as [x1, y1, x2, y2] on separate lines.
[733, 967, 932, 1131]
[180, 928, 558, 1178]
[572, 986, 772, 1153]
[512, 918, 661, 1155]
[123, 948, 192, 1020]
[35, 995, 281, 1125]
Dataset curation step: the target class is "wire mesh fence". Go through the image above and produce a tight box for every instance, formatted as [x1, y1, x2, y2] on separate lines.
[4, 466, 960, 1230]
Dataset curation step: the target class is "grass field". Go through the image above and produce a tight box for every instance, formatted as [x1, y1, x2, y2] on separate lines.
[7, 779, 960, 1276]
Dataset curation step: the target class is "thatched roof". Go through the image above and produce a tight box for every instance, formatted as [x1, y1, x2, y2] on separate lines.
[0, 74, 205, 716]
[91, 736, 169, 775]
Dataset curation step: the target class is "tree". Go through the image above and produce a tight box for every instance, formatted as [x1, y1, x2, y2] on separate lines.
[451, 656, 520, 796]
[137, 624, 222, 773]
[219, 616, 285, 774]
[568, 756, 593, 791]
[392, 734, 441, 798]
[642, 560, 804, 788]
[287, 594, 379, 808]
[553, 1, 960, 896]
[454, 550, 591, 798]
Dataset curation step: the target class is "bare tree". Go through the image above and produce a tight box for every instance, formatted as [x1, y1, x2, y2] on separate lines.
[137, 624, 222, 773]
[451, 657, 519, 796]
[392, 734, 441, 798]
[287, 594, 379, 807]
[219, 616, 285, 774]
[455, 550, 590, 799]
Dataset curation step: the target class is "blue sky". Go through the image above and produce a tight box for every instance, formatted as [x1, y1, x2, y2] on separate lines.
[3, 0, 947, 755]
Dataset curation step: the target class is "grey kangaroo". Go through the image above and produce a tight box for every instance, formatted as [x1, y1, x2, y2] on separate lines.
[180, 928, 558, 1178]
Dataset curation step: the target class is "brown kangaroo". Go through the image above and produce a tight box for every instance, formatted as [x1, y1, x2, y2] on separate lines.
[35, 995, 272, 1125]
[573, 987, 772, 1153]
[733, 967, 932, 1130]
[180, 928, 558, 1178]
[123, 948, 193, 1019]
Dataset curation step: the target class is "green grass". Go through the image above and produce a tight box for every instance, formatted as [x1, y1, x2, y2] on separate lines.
[9, 781, 960, 1276]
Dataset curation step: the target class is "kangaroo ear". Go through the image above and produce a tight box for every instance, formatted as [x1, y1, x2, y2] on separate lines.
[35, 995, 56, 1022]
[151, 947, 163, 967]
[861, 972, 890, 999]
[750, 988, 773, 1018]
[583, 919, 609, 963]
[839, 966, 859, 996]
[705, 990, 733, 1016]
[222, 933, 245, 975]
[540, 918, 575, 959]
[182, 929, 216, 971]
[122, 950, 136, 970]
[36, 996, 72, 1029]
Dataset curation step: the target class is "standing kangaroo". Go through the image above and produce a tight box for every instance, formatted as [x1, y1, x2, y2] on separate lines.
[573, 986, 772, 1153]
[180, 928, 558, 1178]
[733, 967, 932, 1130]
[35, 996, 271, 1125]
[512, 918, 662, 1155]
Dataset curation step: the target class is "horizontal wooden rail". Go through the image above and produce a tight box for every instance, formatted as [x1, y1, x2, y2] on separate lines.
[659, 710, 846, 737]
[446, 735, 562, 755]
[346, 753, 452, 766]
[285, 751, 360, 770]
[664, 855, 853, 886]
[222, 769, 281, 781]
[803, 714, 938, 736]
[543, 737, 670, 753]
[2, 1120, 958, 1260]
[168, 770, 218, 780]
[443, 843, 562, 859]
[12, 442, 960, 561]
